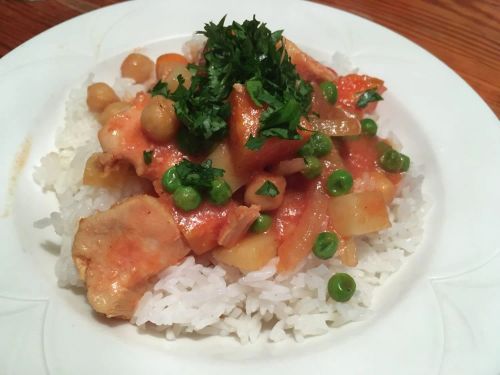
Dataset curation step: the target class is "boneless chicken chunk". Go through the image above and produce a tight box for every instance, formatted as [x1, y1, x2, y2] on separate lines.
[217, 205, 260, 248]
[72, 195, 189, 319]
[97, 92, 184, 181]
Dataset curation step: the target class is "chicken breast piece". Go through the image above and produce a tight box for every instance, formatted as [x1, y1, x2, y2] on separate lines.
[72, 195, 189, 319]
[98, 92, 184, 181]
[217, 205, 260, 248]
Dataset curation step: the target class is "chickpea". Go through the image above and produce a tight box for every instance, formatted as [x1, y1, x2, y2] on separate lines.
[86, 82, 119, 113]
[98, 101, 131, 126]
[163, 66, 192, 91]
[244, 173, 286, 211]
[156, 61, 183, 81]
[120, 53, 154, 83]
[155, 53, 188, 80]
[141, 96, 179, 143]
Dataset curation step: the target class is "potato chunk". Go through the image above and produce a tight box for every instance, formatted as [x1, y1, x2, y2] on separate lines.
[328, 191, 390, 237]
[207, 142, 249, 192]
[213, 232, 278, 272]
[353, 171, 396, 204]
[82, 152, 134, 189]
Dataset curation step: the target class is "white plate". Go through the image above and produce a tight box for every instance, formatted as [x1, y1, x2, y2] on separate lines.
[1, 0, 499, 373]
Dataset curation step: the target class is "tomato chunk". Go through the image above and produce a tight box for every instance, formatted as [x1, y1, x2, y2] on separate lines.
[228, 84, 311, 172]
[337, 74, 385, 114]
[341, 136, 380, 178]
[342, 136, 404, 186]
[167, 199, 236, 255]
[284, 38, 338, 83]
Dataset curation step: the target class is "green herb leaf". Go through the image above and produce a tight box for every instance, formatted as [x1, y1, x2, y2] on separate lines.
[245, 79, 265, 107]
[260, 98, 302, 130]
[201, 16, 312, 149]
[261, 127, 301, 140]
[356, 89, 383, 108]
[152, 16, 313, 154]
[174, 158, 225, 191]
[143, 150, 153, 165]
[245, 78, 282, 108]
[245, 135, 266, 150]
[150, 81, 169, 98]
[255, 180, 279, 197]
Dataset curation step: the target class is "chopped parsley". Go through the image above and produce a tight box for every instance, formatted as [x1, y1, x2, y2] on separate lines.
[150, 81, 169, 98]
[245, 136, 266, 151]
[255, 180, 279, 197]
[356, 89, 383, 108]
[173, 159, 225, 191]
[143, 150, 153, 165]
[151, 16, 312, 154]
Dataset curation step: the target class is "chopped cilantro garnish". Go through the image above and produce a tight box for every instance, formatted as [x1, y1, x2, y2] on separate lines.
[150, 81, 169, 98]
[173, 159, 225, 191]
[255, 180, 279, 197]
[245, 78, 281, 108]
[156, 75, 229, 149]
[151, 16, 312, 154]
[143, 150, 153, 165]
[245, 135, 266, 151]
[356, 89, 383, 108]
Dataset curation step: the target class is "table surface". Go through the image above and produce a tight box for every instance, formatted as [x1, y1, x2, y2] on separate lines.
[1, 0, 499, 117]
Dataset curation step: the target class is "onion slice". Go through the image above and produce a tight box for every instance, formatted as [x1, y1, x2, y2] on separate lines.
[310, 107, 361, 136]
[272, 158, 306, 175]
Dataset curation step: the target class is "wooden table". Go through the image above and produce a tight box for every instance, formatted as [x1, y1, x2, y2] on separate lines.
[1, 0, 499, 117]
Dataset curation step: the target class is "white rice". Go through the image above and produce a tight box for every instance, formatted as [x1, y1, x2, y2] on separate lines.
[131, 175, 424, 343]
[34, 85, 146, 287]
[34, 51, 426, 343]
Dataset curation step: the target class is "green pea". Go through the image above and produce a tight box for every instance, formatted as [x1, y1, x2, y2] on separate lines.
[400, 154, 410, 172]
[328, 273, 356, 302]
[379, 149, 411, 173]
[173, 186, 202, 211]
[298, 141, 314, 157]
[209, 179, 232, 205]
[161, 167, 181, 193]
[375, 141, 392, 155]
[299, 132, 333, 158]
[250, 214, 272, 233]
[302, 156, 322, 179]
[379, 149, 401, 172]
[319, 81, 338, 104]
[313, 232, 339, 260]
[360, 118, 378, 136]
[326, 169, 353, 196]
[311, 132, 333, 157]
